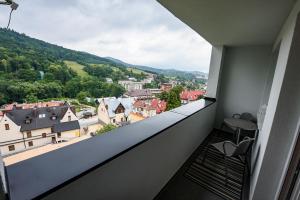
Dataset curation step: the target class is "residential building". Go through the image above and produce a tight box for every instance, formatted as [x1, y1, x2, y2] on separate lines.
[124, 89, 153, 99]
[97, 97, 134, 126]
[149, 88, 162, 96]
[118, 80, 144, 91]
[132, 100, 157, 118]
[105, 78, 113, 83]
[180, 90, 205, 104]
[0, 104, 80, 156]
[160, 83, 173, 92]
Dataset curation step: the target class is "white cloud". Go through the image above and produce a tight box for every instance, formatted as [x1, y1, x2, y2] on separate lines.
[0, 0, 211, 72]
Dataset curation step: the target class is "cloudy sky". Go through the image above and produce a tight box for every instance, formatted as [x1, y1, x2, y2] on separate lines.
[0, 0, 211, 72]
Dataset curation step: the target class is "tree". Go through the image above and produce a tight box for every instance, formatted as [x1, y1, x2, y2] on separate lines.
[25, 94, 38, 103]
[76, 91, 90, 104]
[96, 124, 117, 135]
[65, 77, 82, 98]
[166, 91, 181, 110]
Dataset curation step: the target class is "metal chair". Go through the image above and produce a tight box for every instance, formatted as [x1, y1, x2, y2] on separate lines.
[221, 112, 257, 143]
[210, 137, 255, 185]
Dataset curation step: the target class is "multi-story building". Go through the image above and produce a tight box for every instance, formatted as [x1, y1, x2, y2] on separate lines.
[118, 80, 144, 91]
[160, 83, 173, 92]
[0, 104, 80, 156]
[97, 97, 134, 126]
[124, 89, 153, 99]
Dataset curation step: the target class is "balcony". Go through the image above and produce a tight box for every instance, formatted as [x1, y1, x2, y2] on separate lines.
[3, 99, 220, 200]
[1, 1, 300, 199]
[155, 129, 251, 200]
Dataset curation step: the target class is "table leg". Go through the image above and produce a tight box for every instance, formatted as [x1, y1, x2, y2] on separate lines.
[237, 128, 241, 144]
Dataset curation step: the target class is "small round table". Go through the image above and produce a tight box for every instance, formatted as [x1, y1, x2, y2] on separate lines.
[224, 118, 257, 143]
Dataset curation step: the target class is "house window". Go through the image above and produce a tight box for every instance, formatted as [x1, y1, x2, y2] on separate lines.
[121, 118, 124, 122]
[5, 124, 9, 130]
[27, 131, 32, 138]
[28, 141, 33, 147]
[57, 132, 61, 138]
[8, 145, 15, 151]
[39, 114, 46, 118]
[42, 133, 47, 138]
[113, 119, 116, 123]
[68, 115, 71, 121]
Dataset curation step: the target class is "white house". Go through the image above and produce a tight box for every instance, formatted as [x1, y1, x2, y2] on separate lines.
[0, 104, 80, 156]
[97, 97, 134, 126]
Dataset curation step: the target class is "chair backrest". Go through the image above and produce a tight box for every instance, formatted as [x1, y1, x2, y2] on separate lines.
[232, 137, 255, 156]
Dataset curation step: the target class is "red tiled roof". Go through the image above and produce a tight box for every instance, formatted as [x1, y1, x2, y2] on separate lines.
[151, 99, 167, 114]
[133, 99, 167, 114]
[180, 90, 205, 101]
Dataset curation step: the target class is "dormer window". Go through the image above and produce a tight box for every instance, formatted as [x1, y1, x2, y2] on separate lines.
[39, 114, 46, 118]
[50, 113, 57, 120]
[25, 116, 31, 124]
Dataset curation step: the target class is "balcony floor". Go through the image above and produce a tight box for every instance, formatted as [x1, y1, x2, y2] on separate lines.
[155, 129, 250, 200]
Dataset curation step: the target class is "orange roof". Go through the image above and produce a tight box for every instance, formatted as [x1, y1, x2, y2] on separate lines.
[180, 90, 205, 101]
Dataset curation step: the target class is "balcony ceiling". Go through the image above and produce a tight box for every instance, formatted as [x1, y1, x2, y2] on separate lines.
[158, 0, 296, 46]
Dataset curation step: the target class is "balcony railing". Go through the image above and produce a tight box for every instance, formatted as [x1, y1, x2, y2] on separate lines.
[3, 98, 216, 200]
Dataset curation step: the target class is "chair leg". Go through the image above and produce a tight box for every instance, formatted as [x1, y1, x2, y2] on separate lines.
[224, 155, 228, 186]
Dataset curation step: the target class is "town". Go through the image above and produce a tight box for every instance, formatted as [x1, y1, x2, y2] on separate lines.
[0, 74, 206, 165]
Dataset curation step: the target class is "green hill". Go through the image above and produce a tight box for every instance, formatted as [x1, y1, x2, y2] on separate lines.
[64, 61, 89, 78]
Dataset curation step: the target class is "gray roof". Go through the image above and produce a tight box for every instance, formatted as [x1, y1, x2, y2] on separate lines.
[100, 97, 134, 118]
[125, 89, 152, 97]
[52, 121, 80, 133]
[5, 105, 77, 132]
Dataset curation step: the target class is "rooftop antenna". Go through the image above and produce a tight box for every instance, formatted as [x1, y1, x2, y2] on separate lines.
[0, 0, 19, 29]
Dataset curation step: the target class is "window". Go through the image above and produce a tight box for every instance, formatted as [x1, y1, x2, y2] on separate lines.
[68, 115, 71, 121]
[42, 133, 47, 138]
[27, 131, 32, 138]
[121, 117, 124, 122]
[57, 132, 61, 138]
[113, 119, 116, 123]
[28, 141, 33, 147]
[39, 114, 46, 118]
[8, 145, 15, 151]
[5, 124, 9, 130]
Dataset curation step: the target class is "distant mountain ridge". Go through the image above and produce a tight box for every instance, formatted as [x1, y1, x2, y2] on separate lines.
[0, 28, 207, 79]
[105, 57, 208, 79]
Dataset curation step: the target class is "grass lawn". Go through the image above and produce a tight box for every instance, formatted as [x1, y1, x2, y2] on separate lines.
[127, 67, 144, 75]
[64, 60, 89, 78]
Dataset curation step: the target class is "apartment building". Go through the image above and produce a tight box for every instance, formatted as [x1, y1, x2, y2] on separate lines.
[118, 80, 144, 91]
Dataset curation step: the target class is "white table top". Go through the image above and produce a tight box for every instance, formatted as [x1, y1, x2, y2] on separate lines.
[224, 118, 257, 130]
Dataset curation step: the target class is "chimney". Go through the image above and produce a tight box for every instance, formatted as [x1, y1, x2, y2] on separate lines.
[32, 106, 38, 118]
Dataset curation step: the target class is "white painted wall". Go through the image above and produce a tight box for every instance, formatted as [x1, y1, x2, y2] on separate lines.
[215, 46, 273, 127]
[250, 3, 300, 199]
[206, 46, 224, 99]
[61, 108, 78, 123]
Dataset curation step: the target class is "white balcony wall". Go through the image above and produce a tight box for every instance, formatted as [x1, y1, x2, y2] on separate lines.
[215, 46, 274, 127]
[250, 2, 300, 199]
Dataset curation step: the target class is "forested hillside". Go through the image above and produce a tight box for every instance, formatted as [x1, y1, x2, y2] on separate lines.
[0, 28, 147, 105]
